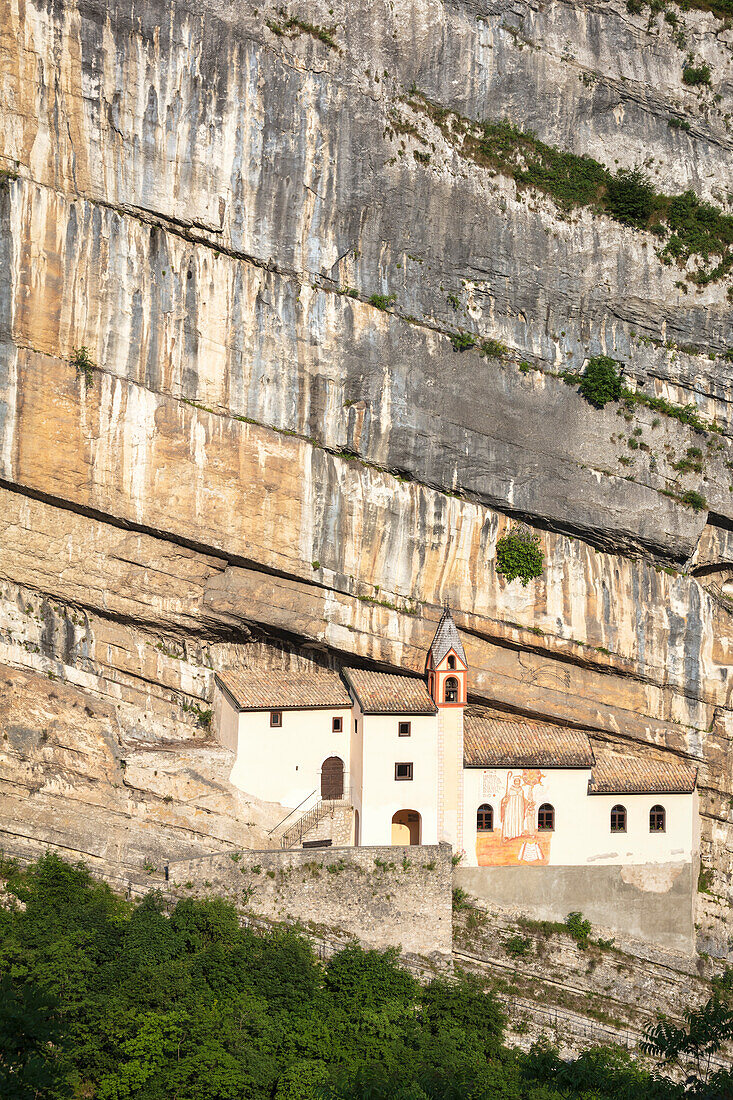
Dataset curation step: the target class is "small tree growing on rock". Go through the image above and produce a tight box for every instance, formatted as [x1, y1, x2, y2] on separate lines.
[579, 355, 622, 408]
[496, 524, 544, 586]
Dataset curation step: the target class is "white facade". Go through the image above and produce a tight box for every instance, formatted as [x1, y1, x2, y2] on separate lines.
[584, 790, 699, 867]
[358, 710, 439, 847]
[461, 767, 698, 869]
[219, 684, 352, 810]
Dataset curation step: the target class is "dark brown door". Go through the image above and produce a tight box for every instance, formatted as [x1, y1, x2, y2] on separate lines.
[321, 756, 344, 799]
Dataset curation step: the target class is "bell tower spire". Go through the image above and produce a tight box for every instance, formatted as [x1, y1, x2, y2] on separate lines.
[426, 606, 468, 708]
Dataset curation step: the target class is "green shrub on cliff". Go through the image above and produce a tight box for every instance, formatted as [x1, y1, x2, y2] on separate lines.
[450, 331, 477, 352]
[682, 63, 711, 87]
[679, 489, 707, 511]
[368, 293, 396, 311]
[578, 355, 623, 408]
[496, 525, 544, 586]
[604, 168, 656, 228]
[71, 346, 95, 386]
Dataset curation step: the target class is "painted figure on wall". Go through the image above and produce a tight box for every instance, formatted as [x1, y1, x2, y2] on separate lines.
[477, 768, 551, 867]
[501, 775, 526, 840]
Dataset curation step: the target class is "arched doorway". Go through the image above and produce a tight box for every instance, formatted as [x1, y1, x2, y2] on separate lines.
[391, 809, 421, 846]
[321, 756, 344, 799]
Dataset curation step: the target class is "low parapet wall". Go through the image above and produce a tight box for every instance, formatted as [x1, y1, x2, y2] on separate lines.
[167, 842, 453, 961]
[455, 861, 696, 955]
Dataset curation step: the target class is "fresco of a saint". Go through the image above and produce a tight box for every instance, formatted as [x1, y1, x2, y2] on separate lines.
[501, 774, 526, 841]
[477, 768, 551, 867]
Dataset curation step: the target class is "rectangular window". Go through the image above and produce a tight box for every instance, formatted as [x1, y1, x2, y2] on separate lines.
[395, 762, 413, 781]
[332, 716, 342, 733]
[270, 710, 282, 727]
[398, 721, 411, 737]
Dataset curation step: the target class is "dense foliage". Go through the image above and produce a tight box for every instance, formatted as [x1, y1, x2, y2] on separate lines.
[0, 855, 731, 1099]
[578, 356, 623, 409]
[496, 526, 545, 587]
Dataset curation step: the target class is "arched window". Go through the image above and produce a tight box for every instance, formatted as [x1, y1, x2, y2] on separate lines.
[477, 804, 493, 831]
[610, 805, 627, 833]
[444, 676, 459, 703]
[650, 805, 666, 833]
[447, 654, 456, 670]
[537, 803, 555, 831]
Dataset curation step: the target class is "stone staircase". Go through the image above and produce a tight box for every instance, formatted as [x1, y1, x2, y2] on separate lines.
[279, 791, 351, 848]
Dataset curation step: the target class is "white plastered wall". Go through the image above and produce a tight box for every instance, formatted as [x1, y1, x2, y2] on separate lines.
[359, 712, 440, 847]
[350, 698, 365, 843]
[462, 767, 696, 868]
[585, 791, 696, 865]
[438, 705, 464, 853]
[229, 706, 353, 808]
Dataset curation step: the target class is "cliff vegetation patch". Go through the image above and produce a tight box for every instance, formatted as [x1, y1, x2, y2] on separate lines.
[402, 94, 733, 285]
[266, 15, 338, 49]
[628, 0, 733, 26]
[682, 62, 712, 86]
[578, 356, 623, 408]
[71, 346, 95, 386]
[496, 525, 544, 586]
[368, 292, 396, 311]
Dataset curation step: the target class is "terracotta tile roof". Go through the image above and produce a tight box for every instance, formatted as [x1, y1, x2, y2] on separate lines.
[342, 668, 437, 715]
[429, 609, 467, 667]
[464, 710, 594, 768]
[216, 670, 351, 711]
[588, 750, 697, 795]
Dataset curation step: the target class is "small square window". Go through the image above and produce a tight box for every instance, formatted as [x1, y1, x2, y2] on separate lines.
[332, 716, 342, 733]
[270, 710, 282, 727]
[398, 721, 411, 737]
[395, 762, 413, 781]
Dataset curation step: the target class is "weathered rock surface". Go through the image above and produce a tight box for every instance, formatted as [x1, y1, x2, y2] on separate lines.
[0, 0, 732, 962]
[0, 665, 285, 888]
[453, 904, 732, 1071]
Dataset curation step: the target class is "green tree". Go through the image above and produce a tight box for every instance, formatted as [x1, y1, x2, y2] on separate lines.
[495, 526, 544, 586]
[0, 977, 70, 1098]
[605, 168, 656, 228]
[642, 985, 733, 1094]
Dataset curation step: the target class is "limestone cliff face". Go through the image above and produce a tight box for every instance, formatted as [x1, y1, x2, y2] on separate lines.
[0, 0, 732, 954]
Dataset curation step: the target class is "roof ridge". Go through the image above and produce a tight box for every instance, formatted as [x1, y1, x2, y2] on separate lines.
[342, 667, 437, 716]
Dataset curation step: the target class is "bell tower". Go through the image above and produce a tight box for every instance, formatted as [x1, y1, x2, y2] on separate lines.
[426, 608, 467, 853]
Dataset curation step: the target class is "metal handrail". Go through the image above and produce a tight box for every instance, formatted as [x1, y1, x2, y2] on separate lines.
[280, 788, 351, 849]
[268, 789, 318, 836]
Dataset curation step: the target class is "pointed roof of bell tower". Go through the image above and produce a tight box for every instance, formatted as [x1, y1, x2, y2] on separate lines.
[429, 607, 467, 667]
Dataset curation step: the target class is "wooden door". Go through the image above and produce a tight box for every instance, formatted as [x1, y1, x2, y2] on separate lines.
[321, 756, 344, 799]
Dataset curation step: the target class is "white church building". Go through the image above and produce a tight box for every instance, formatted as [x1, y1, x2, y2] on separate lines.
[213, 611, 698, 869]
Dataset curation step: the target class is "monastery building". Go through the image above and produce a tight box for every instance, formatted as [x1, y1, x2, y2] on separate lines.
[214, 611, 698, 872]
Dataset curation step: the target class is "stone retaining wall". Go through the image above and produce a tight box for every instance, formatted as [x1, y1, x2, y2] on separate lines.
[455, 862, 696, 954]
[166, 842, 453, 961]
